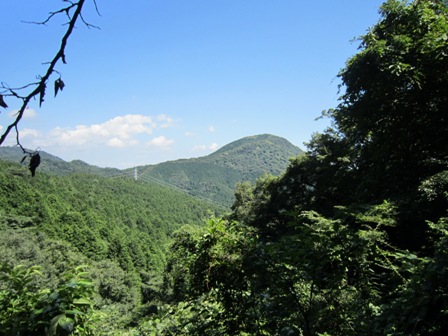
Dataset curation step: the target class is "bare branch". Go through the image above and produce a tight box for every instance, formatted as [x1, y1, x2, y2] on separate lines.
[0, 0, 99, 150]
[80, 13, 101, 30]
[93, 0, 102, 17]
[1, 82, 41, 94]
[22, 0, 100, 30]
[22, 2, 78, 26]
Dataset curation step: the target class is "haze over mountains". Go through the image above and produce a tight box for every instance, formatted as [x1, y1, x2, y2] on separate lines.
[0, 134, 303, 206]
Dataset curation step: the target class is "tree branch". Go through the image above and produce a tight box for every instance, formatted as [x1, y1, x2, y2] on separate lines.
[0, 0, 96, 150]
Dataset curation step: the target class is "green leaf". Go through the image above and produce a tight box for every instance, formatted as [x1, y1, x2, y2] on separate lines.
[64, 309, 84, 316]
[76, 280, 93, 286]
[49, 314, 65, 336]
[58, 316, 75, 332]
[73, 298, 92, 305]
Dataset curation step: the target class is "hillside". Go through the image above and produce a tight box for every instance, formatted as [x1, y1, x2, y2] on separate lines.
[0, 158, 224, 331]
[0, 146, 121, 176]
[0, 159, 223, 273]
[0, 135, 303, 207]
[135, 134, 303, 205]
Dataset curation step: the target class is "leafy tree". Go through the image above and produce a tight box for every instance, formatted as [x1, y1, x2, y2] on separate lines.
[164, 204, 420, 335]
[0, 264, 97, 335]
[159, 1, 448, 335]
[382, 216, 448, 336]
[0, 159, 224, 333]
[228, 0, 448, 249]
[333, 0, 448, 201]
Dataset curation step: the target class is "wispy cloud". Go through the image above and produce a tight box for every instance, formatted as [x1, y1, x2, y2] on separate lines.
[0, 127, 41, 147]
[193, 142, 219, 152]
[21, 128, 41, 139]
[8, 108, 37, 119]
[107, 137, 139, 148]
[148, 135, 175, 149]
[157, 114, 176, 129]
[46, 114, 157, 147]
[208, 125, 216, 133]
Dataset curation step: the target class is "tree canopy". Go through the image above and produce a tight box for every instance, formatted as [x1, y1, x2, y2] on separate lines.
[334, 0, 448, 200]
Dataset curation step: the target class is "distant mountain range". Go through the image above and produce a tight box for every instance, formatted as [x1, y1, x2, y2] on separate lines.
[0, 146, 121, 176]
[0, 134, 303, 206]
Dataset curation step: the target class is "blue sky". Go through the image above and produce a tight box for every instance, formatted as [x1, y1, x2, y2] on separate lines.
[1, 0, 384, 168]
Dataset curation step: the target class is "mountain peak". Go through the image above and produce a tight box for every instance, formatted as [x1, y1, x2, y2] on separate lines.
[211, 134, 290, 155]
[205, 134, 303, 175]
[140, 134, 303, 205]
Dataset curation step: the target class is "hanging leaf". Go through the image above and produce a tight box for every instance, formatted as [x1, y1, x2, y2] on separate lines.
[20, 155, 28, 164]
[39, 83, 46, 107]
[0, 94, 7, 108]
[29, 153, 41, 177]
[54, 78, 65, 97]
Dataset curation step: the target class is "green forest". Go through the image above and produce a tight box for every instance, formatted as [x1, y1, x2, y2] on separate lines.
[135, 134, 303, 206]
[1, 0, 448, 335]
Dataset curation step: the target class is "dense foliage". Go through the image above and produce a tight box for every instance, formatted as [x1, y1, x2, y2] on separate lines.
[1, 0, 447, 335]
[1, 264, 97, 335]
[0, 161, 222, 333]
[151, 1, 448, 335]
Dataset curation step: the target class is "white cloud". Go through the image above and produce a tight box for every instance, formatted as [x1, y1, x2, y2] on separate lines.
[21, 128, 40, 139]
[1, 113, 181, 167]
[8, 108, 37, 119]
[193, 142, 219, 152]
[157, 114, 176, 128]
[48, 114, 156, 147]
[24, 109, 37, 119]
[185, 131, 195, 137]
[208, 125, 216, 133]
[193, 145, 207, 151]
[148, 135, 174, 148]
[107, 137, 138, 148]
[0, 127, 40, 146]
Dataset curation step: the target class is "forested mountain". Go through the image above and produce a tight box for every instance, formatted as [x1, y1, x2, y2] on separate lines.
[1, 1, 448, 335]
[0, 159, 223, 332]
[0, 146, 121, 176]
[0, 159, 222, 271]
[0, 134, 303, 206]
[133, 134, 303, 205]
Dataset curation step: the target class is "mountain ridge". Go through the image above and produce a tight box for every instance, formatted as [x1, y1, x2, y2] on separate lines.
[134, 134, 303, 205]
[0, 134, 304, 205]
